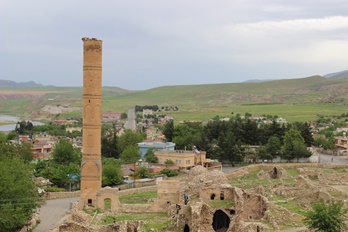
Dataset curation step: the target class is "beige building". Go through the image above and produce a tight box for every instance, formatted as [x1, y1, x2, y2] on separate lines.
[155, 149, 209, 168]
[335, 136, 348, 156]
[143, 109, 153, 116]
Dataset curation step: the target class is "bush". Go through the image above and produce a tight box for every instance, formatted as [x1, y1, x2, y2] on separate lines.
[160, 168, 178, 177]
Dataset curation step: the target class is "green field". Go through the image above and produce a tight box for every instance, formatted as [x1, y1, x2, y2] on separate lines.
[1, 75, 348, 122]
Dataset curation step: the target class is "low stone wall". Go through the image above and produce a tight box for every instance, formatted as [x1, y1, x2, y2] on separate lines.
[46, 191, 80, 200]
[117, 186, 157, 197]
[119, 204, 153, 213]
[117, 179, 157, 190]
[59, 222, 92, 232]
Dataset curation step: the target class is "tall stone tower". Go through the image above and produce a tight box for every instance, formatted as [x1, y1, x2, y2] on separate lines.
[81, 37, 103, 205]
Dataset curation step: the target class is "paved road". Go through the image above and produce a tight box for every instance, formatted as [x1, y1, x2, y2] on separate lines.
[125, 109, 136, 130]
[34, 197, 80, 232]
[317, 153, 348, 164]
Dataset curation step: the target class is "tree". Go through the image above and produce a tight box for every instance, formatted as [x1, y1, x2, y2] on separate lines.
[160, 168, 178, 177]
[49, 163, 80, 188]
[118, 130, 146, 154]
[172, 123, 203, 150]
[135, 166, 150, 178]
[256, 146, 271, 162]
[101, 124, 119, 158]
[52, 139, 81, 165]
[265, 136, 282, 160]
[303, 198, 347, 232]
[282, 128, 310, 161]
[120, 145, 141, 164]
[292, 122, 314, 146]
[102, 159, 123, 187]
[0, 157, 40, 232]
[164, 159, 174, 165]
[144, 148, 158, 163]
[15, 121, 34, 135]
[121, 112, 128, 119]
[0, 140, 33, 162]
[162, 120, 174, 142]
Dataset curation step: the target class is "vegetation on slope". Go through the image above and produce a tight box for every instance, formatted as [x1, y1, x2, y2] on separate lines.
[1, 76, 348, 122]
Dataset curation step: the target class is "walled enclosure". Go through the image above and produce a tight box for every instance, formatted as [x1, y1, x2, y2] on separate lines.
[80, 37, 103, 206]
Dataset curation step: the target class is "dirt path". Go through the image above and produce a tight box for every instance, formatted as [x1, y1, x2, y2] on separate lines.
[34, 197, 80, 232]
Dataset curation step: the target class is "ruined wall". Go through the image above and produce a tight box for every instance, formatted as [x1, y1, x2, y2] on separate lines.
[59, 222, 93, 232]
[118, 204, 153, 213]
[95, 187, 120, 211]
[117, 186, 157, 196]
[45, 191, 80, 200]
[153, 180, 180, 210]
[226, 163, 348, 180]
[199, 187, 235, 201]
[241, 193, 267, 221]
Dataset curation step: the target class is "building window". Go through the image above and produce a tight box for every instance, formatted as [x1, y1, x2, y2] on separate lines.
[159, 158, 162, 163]
[186, 160, 190, 164]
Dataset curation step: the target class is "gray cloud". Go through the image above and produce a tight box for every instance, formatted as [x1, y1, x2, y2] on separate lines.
[1, 0, 348, 90]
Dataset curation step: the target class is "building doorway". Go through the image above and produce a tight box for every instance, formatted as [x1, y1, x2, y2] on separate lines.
[212, 210, 230, 232]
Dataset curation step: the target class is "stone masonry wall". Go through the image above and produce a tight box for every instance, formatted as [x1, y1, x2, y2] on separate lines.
[46, 191, 80, 200]
[117, 186, 157, 197]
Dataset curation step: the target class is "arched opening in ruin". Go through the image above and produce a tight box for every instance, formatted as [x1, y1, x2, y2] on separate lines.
[257, 225, 260, 232]
[104, 198, 111, 211]
[211, 194, 216, 200]
[230, 209, 235, 215]
[271, 167, 278, 179]
[212, 210, 230, 232]
[220, 191, 224, 200]
[184, 224, 190, 232]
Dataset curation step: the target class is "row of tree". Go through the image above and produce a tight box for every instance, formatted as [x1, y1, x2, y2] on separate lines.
[163, 117, 313, 162]
[135, 105, 159, 112]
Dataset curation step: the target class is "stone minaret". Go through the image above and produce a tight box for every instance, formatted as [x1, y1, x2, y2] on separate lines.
[81, 37, 102, 206]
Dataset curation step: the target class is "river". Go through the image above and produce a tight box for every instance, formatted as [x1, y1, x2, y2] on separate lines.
[0, 114, 43, 132]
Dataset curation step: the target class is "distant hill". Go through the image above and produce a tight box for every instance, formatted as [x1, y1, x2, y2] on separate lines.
[1, 73, 348, 122]
[324, 70, 348, 80]
[243, 79, 275, 83]
[0, 80, 47, 88]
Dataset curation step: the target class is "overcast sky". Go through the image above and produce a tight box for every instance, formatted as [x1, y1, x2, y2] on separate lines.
[1, 1, 348, 90]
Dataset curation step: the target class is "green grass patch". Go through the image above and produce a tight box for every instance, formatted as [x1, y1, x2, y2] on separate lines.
[104, 199, 111, 211]
[229, 169, 297, 189]
[119, 191, 158, 204]
[286, 168, 300, 176]
[275, 199, 307, 216]
[83, 208, 102, 216]
[206, 199, 235, 208]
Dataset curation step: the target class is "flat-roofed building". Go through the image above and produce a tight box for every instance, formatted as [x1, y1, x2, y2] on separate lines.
[335, 136, 348, 156]
[154, 149, 208, 168]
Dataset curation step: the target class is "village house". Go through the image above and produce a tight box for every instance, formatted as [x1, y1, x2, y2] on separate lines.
[155, 148, 211, 168]
[142, 109, 153, 116]
[335, 135, 348, 156]
[101, 112, 121, 121]
[31, 141, 53, 159]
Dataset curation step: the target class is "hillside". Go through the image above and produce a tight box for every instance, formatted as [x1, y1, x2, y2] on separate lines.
[0, 80, 46, 88]
[0, 75, 347, 122]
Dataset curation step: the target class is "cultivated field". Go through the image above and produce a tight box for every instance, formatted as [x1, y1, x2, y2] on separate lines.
[1, 76, 348, 122]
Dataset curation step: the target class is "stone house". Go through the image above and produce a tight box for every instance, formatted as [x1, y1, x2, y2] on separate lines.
[154, 149, 208, 168]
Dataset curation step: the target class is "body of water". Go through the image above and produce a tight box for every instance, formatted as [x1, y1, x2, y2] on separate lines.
[0, 114, 43, 132]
